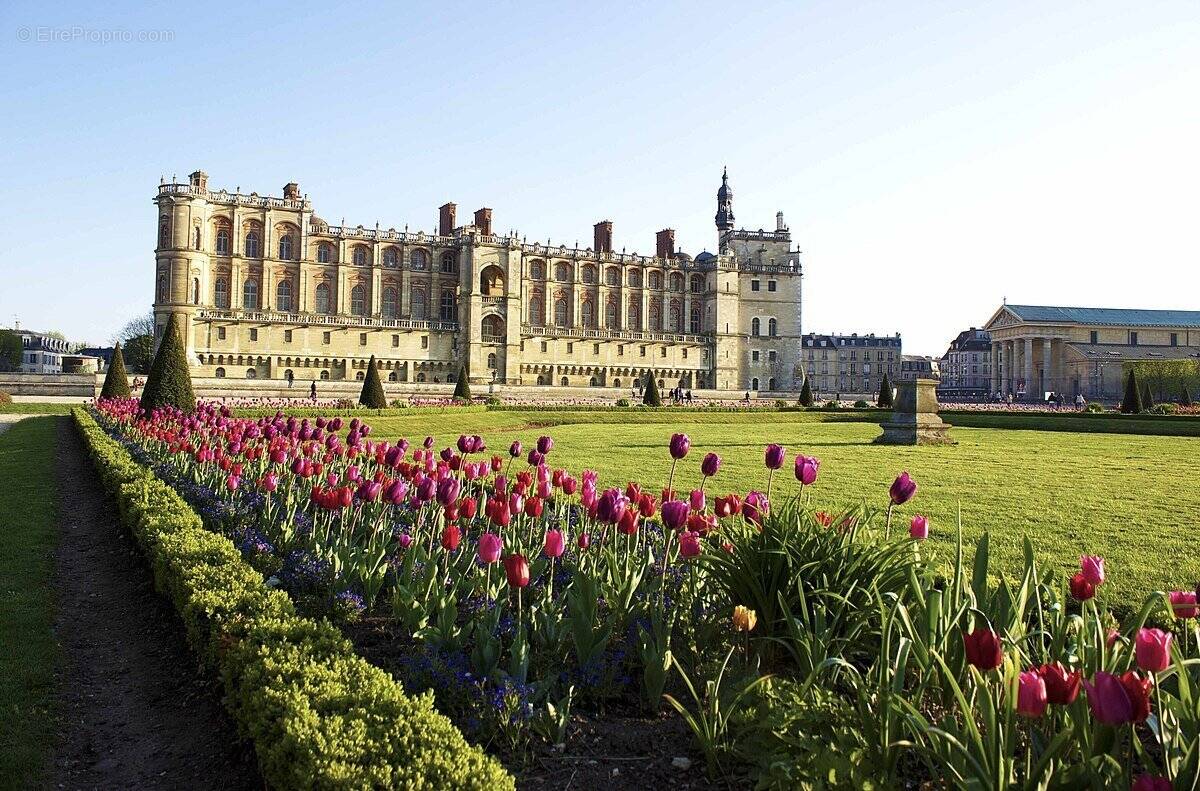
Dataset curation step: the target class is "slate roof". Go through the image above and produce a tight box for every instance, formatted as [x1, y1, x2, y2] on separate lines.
[1066, 343, 1200, 361]
[1005, 305, 1200, 328]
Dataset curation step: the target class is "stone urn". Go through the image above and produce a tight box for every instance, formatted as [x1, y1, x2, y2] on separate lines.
[875, 378, 955, 445]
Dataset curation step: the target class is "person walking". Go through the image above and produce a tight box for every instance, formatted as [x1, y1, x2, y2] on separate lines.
[310, 380, 317, 402]
[287, 369, 294, 389]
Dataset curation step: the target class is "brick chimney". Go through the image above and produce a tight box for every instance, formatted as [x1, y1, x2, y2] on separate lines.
[474, 207, 492, 236]
[655, 229, 675, 259]
[594, 221, 613, 253]
[283, 181, 300, 200]
[439, 203, 456, 235]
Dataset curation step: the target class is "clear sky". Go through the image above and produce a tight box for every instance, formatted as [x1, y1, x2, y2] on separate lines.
[1, 0, 1197, 354]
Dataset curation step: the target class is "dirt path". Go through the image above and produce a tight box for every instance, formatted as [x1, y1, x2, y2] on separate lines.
[49, 418, 260, 790]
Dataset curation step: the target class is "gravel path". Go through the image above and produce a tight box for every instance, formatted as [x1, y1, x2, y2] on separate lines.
[49, 418, 260, 790]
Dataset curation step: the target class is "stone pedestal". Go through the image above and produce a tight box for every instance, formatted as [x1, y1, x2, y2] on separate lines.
[876, 378, 955, 445]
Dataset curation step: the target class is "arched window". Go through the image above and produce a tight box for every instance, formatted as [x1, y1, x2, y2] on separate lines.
[482, 314, 504, 339]
[353, 246, 368, 266]
[581, 299, 595, 328]
[768, 377, 777, 391]
[416, 372, 426, 383]
[389, 371, 398, 382]
[561, 376, 569, 387]
[244, 231, 260, 258]
[243, 279, 259, 309]
[215, 227, 230, 255]
[440, 291, 456, 322]
[628, 269, 642, 288]
[690, 306, 702, 334]
[350, 285, 366, 315]
[382, 287, 398, 318]
[487, 353, 497, 369]
[277, 280, 293, 312]
[554, 297, 569, 327]
[315, 283, 331, 314]
[412, 288, 427, 319]
[383, 247, 398, 267]
[529, 292, 545, 325]
[582, 265, 597, 284]
[284, 369, 294, 380]
[215, 367, 226, 378]
[530, 260, 545, 279]
[669, 304, 682, 331]
[481, 266, 505, 296]
[278, 235, 294, 260]
[670, 272, 684, 292]
[627, 299, 641, 330]
[614, 378, 621, 388]
[605, 267, 620, 287]
[192, 278, 200, 305]
[751, 377, 760, 391]
[440, 252, 456, 273]
[158, 217, 171, 247]
[214, 278, 229, 308]
[769, 318, 777, 337]
[691, 274, 705, 293]
[356, 371, 365, 381]
[648, 271, 662, 290]
[317, 243, 332, 263]
[589, 377, 597, 386]
[605, 300, 618, 329]
[411, 249, 428, 271]
[649, 301, 662, 331]
[751, 318, 760, 337]
[554, 262, 571, 282]
[321, 369, 330, 380]
[246, 368, 257, 379]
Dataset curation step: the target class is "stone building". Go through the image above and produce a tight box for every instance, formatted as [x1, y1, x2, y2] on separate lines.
[152, 169, 803, 392]
[799, 332, 902, 397]
[938, 327, 992, 397]
[14, 329, 73, 373]
[983, 304, 1200, 400]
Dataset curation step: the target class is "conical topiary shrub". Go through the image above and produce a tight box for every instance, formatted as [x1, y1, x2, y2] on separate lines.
[1120, 369, 1142, 414]
[642, 372, 662, 407]
[877, 373, 893, 409]
[1182, 385, 1193, 407]
[139, 314, 195, 413]
[452, 364, 472, 401]
[359, 355, 387, 409]
[798, 377, 814, 407]
[1142, 382, 1155, 410]
[99, 342, 131, 399]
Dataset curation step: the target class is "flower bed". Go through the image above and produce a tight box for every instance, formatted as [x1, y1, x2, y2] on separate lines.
[72, 408, 512, 790]
[90, 397, 1200, 787]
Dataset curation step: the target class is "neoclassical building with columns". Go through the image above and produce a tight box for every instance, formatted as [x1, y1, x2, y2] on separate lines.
[984, 304, 1200, 400]
[152, 169, 803, 392]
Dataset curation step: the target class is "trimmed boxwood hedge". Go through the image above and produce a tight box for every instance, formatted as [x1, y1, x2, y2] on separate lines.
[73, 408, 513, 791]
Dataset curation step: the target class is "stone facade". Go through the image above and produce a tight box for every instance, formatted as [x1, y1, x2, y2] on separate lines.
[153, 169, 803, 392]
[938, 327, 991, 396]
[984, 304, 1200, 401]
[799, 332, 902, 398]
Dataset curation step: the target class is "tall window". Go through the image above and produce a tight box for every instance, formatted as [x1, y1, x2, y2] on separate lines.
[243, 279, 258, 309]
[529, 292, 545, 325]
[649, 301, 662, 331]
[691, 274, 705, 293]
[768, 317, 777, 337]
[244, 231, 260, 258]
[412, 289, 427, 319]
[751, 318, 761, 337]
[531, 261, 545, 279]
[158, 217, 171, 247]
[554, 297, 569, 327]
[627, 300, 641, 330]
[605, 267, 620, 287]
[382, 287, 398, 318]
[690, 306, 702, 334]
[277, 280, 293, 312]
[215, 227, 230, 255]
[317, 243, 332, 263]
[669, 305, 681, 331]
[350, 285, 366, 316]
[555, 262, 571, 282]
[440, 252, 456, 273]
[214, 278, 229, 308]
[278, 235, 294, 260]
[487, 353, 497, 369]
[582, 265, 597, 284]
[628, 269, 642, 288]
[670, 272, 684, 292]
[581, 299, 595, 328]
[192, 278, 200, 305]
[315, 283, 331, 314]
[605, 300, 618, 329]
[440, 291, 457, 322]
[353, 247, 368, 266]
[383, 247, 398, 266]
[648, 271, 662, 290]
[411, 250, 428, 271]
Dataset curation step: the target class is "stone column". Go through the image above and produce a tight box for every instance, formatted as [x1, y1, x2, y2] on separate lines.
[991, 342, 1001, 395]
[1024, 337, 1035, 400]
[1003, 340, 1013, 394]
[1042, 337, 1053, 395]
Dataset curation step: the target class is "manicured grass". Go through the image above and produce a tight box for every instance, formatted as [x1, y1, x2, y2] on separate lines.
[0, 417, 61, 785]
[0, 402, 75, 415]
[365, 410, 1200, 613]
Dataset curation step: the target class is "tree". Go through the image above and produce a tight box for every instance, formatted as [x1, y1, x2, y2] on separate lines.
[0, 330, 22, 372]
[877, 373, 894, 409]
[1142, 381, 1155, 410]
[113, 312, 156, 372]
[1182, 385, 1193, 407]
[642, 372, 662, 407]
[99, 342, 131, 399]
[1120, 369, 1142, 414]
[798, 377, 814, 407]
[139, 314, 195, 413]
[452, 363, 472, 401]
[359, 355, 387, 409]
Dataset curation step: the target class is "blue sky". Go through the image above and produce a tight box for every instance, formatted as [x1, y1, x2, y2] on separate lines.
[1, 0, 1197, 354]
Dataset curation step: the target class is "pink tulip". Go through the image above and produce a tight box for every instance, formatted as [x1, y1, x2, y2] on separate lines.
[1169, 590, 1198, 619]
[1080, 555, 1105, 586]
[1135, 628, 1173, 673]
[1016, 670, 1048, 718]
[397, 533, 413, 550]
[679, 531, 702, 559]
[909, 515, 929, 540]
[577, 533, 591, 550]
[689, 489, 706, 512]
[544, 529, 566, 559]
[478, 532, 502, 564]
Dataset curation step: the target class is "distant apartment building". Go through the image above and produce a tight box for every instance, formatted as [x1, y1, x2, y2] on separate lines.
[938, 327, 991, 397]
[16, 330, 72, 373]
[800, 332, 901, 396]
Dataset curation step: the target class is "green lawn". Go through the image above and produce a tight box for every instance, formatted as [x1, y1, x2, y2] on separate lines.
[0, 402, 75, 415]
[0, 417, 61, 786]
[364, 410, 1199, 612]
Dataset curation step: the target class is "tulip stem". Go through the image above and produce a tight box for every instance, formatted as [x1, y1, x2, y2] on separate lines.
[885, 503, 893, 540]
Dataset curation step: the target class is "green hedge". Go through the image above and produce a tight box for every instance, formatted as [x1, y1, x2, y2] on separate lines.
[940, 409, 1200, 437]
[231, 404, 489, 419]
[73, 409, 513, 790]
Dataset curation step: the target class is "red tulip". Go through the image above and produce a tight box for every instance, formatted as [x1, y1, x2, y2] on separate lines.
[524, 496, 544, 517]
[714, 494, 741, 518]
[1016, 670, 1047, 718]
[963, 628, 1003, 671]
[1135, 628, 1173, 673]
[1169, 590, 1198, 619]
[577, 533, 591, 550]
[1132, 775, 1172, 791]
[504, 553, 530, 588]
[1037, 662, 1081, 705]
[617, 509, 640, 535]
[1069, 572, 1096, 601]
[459, 496, 478, 519]
[441, 525, 462, 552]
[638, 493, 657, 518]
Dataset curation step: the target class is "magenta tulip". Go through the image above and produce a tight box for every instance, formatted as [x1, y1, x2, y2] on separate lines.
[1135, 628, 1173, 673]
[689, 489, 706, 512]
[794, 454, 819, 485]
[1084, 671, 1135, 725]
[679, 530, 702, 559]
[1132, 775, 1172, 791]
[577, 533, 591, 550]
[1016, 670, 1048, 718]
[1080, 555, 1105, 586]
[889, 471, 917, 505]
[1170, 590, 1199, 619]
[701, 452, 721, 478]
[909, 515, 929, 540]
[544, 529, 566, 559]
[764, 443, 786, 470]
[669, 433, 691, 460]
[478, 532, 502, 564]
[661, 500, 690, 531]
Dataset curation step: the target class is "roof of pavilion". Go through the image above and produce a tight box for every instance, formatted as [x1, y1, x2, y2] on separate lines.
[989, 305, 1200, 329]
[1064, 343, 1200, 362]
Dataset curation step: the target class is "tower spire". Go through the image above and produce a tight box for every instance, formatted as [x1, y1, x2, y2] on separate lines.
[715, 167, 734, 233]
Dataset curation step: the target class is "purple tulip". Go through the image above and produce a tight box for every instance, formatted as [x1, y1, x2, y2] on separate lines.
[889, 471, 917, 505]
[536, 435, 553, 455]
[701, 452, 721, 478]
[509, 440, 523, 458]
[597, 488, 629, 525]
[527, 450, 545, 467]
[416, 477, 436, 503]
[669, 433, 691, 460]
[794, 455, 819, 485]
[661, 500, 690, 531]
[436, 477, 461, 508]
[764, 444, 786, 470]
